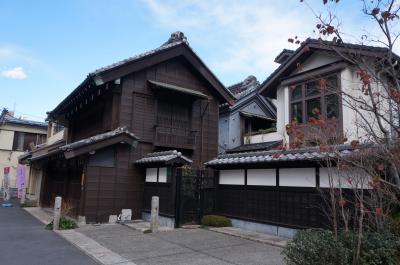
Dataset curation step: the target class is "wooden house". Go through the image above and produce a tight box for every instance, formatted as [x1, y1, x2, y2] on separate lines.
[25, 32, 234, 223]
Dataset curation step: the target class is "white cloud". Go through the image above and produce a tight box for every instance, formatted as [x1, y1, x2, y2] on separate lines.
[1, 67, 27, 79]
[142, 0, 319, 84]
[142, 0, 382, 85]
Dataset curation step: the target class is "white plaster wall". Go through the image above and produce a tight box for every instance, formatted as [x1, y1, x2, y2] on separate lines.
[294, 52, 341, 74]
[47, 129, 65, 144]
[319, 167, 351, 188]
[341, 66, 392, 143]
[279, 168, 316, 187]
[158, 167, 167, 183]
[320, 167, 371, 189]
[1, 124, 46, 134]
[341, 67, 360, 142]
[220, 169, 245, 185]
[245, 132, 283, 144]
[0, 150, 28, 189]
[0, 130, 14, 150]
[145, 168, 157, 182]
[247, 169, 276, 186]
[276, 85, 289, 145]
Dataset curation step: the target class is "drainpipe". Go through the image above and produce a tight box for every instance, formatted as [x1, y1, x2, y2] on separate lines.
[199, 99, 209, 169]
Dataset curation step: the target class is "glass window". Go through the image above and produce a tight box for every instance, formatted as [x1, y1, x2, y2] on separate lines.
[291, 85, 302, 101]
[326, 94, 340, 119]
[13, 132, 24, 151]
[326, 75, 338, 91]
[306, 81, 319, 96]
[291, 102, 303, 123]
[306, 98, 321, 120]
[12, 132, 46, 151]
[290, 74, 340, 126]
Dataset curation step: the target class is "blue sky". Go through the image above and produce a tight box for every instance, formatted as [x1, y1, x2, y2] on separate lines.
[0, 0, 376, 121]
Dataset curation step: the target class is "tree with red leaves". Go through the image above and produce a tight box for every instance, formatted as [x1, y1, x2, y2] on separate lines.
[285, 1, 400, 263]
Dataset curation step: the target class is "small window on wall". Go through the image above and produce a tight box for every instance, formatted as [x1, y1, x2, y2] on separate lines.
[145, 167, 171, 183]
[145, 168, 158, 182]
[219, 170, 245, 185]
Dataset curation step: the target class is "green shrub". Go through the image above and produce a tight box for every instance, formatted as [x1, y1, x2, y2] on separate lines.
[340, 232, 400, 265]
[283, 229, 400, 265]
[20, 200, 37, 208]
[283, 229, 349, 265]
[389, 213, 400, 237]
[201, 215, 231, 227]
[45, 217, 78, 230]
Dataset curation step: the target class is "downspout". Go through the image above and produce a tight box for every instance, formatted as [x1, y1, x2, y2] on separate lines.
[199, 99, 209, 169]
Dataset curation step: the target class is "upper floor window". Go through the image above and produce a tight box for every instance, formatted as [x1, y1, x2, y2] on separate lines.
[13, 132, 46, 151]
[290, 74, 340, 124]
[157, 100, 190, 134]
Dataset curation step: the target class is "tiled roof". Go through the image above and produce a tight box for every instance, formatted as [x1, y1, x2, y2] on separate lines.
[206, 144, 354, 167]
[136, 150, 192, 165]
[259, 38, 399, 98]
[1, 114, 47, 128]
[49, 31, 235, 118]
[91, 32, 189, 75]
[61, 127, 138, 151]
[228, 75, 260, 99]
[227, 141, 282, 153]
[274, 49, 294, 64]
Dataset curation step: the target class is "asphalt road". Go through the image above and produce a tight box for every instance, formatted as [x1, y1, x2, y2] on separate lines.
[0, 200, 98, 265]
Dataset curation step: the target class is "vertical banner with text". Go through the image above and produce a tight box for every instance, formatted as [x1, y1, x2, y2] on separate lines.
[16, 164, 26, 199]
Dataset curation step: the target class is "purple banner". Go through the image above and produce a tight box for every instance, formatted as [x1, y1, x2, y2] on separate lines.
[16, 164, 26, 199]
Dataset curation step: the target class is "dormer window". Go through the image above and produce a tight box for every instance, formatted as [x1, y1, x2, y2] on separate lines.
[290, 74, 340, 124]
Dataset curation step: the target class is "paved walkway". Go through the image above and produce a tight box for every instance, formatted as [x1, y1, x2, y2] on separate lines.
[0, 201, 98, 265]
[78, 224, 285, 265]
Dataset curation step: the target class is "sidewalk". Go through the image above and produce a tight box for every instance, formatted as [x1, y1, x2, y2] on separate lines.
[25, 207, 285, 265]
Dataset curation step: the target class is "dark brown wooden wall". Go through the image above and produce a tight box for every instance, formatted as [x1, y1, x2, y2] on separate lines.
[68, 90, 116, 142]
[80, 57, 221, 221]
[115, 57, 219, 219]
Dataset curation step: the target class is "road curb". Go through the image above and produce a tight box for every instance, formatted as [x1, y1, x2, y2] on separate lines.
[208, 227, 288, 248]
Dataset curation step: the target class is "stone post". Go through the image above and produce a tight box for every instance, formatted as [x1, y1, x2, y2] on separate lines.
[150, 196, 159, 233]
[53, 196, 62, 231]
[20, 188, 26, 204]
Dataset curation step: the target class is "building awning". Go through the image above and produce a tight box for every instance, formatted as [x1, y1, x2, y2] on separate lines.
[61, 127, 139, 159]
[26, 127, 138, 162]
[148, 80, 209, 99]
[206, 144, 355, 169]
[24, 140, 66, 163]
[136, 150, 192, 167]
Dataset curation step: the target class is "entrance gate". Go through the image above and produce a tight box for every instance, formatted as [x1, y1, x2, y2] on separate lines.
[175, 168, 216, 227]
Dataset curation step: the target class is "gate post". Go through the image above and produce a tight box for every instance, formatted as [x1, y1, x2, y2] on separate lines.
[150, 196, 159, 233]
[53, 196, 62, 230]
